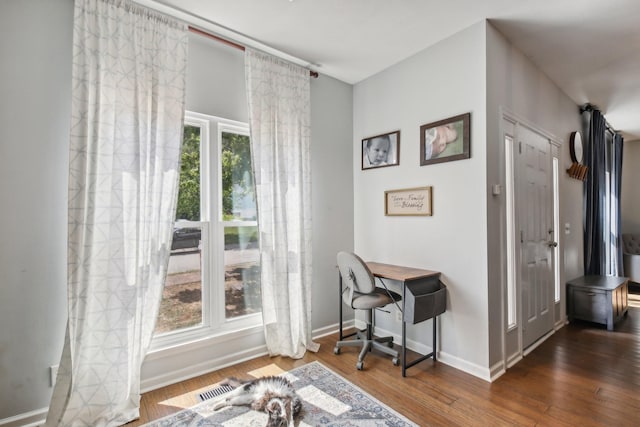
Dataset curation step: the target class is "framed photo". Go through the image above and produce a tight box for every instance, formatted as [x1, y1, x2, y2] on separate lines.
[420, 113, 470, 166]
[362, 130, 400, 170]
[384, 186, 432, 216]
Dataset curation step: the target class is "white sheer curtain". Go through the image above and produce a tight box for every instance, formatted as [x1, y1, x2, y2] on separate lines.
[245, 48, 319, 358]
[45, 0, 187, 425]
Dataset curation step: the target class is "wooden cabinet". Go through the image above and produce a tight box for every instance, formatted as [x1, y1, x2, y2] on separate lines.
[567, 275, 628, 330]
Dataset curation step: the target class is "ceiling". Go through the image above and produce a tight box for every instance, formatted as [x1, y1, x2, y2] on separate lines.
[151, 0, 640, 140]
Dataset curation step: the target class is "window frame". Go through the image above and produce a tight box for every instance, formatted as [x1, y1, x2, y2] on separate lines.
[504, 133, 518, 330]
[553, 157, 561, 303]
[151, 111, 261, 351]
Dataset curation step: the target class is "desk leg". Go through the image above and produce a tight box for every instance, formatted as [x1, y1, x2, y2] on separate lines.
[338, 272, 343, 340]
[402, 285, 407, 377]
[432, 316, 437, 361]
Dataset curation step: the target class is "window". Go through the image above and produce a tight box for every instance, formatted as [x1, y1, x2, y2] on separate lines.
[553, 157, 560, 302]
[505, 133, 517, 329]
[153, 112, 261, 347]
[220, 131, 261, 319]
[155, 123, 206, 335]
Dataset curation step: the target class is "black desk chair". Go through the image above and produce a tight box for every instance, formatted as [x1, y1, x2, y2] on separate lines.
[334, 251, 401, 370]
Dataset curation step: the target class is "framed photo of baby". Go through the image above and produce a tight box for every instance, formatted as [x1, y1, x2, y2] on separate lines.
[420, 113, 470, 166]
[362, 130, 400, 170]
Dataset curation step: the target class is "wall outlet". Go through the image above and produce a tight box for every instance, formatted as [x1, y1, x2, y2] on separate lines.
[395, 308, 403, 322]
[50, 365, 59, 387]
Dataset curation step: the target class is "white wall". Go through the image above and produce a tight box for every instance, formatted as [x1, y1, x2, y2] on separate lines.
[0, 1, 353, 422]
[351, 19, 585, 379]
[0, 0, 72, 420]
[622, 140, 640, 233]
[486, 23, 583, 368]
[353, 22, 490, 377]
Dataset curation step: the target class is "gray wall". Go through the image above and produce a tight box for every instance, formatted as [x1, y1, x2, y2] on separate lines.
[0, 0, 353, 421]
[353, 22, 490, 378]
[0, 0, 73, 419]
[0, 0, 601, 421]
[187, 36, 355, 330]
[310, 76, 355, 328]
[486, 23, 583, 368]
[186, 34, 248, 122]
[350, 19, 585, 380]
[622, 141, 640, 234]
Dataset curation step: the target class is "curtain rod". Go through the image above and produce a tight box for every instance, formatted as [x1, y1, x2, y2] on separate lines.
[188, 26, 319, 79]
[580, 103, 617, 135]
[132, 1, 320, 78]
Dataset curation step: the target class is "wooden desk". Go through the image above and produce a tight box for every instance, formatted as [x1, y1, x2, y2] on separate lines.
[338, 261, 442, 376]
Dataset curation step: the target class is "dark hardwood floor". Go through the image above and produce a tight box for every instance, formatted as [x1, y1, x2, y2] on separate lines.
[128, 305, 640, 426]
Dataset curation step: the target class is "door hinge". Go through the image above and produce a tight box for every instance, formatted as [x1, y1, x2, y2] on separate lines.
[519, 141, 522, 154]
[520, 230, 524, 243]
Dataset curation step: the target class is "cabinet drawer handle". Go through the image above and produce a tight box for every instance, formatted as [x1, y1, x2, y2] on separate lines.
[586, 292, 596, 296]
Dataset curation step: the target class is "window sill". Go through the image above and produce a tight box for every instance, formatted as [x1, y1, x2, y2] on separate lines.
[142, 321, 266, 392]
[149, 313, 263, 354]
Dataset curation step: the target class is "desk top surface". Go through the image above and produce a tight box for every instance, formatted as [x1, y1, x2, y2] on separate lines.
[367, 261, 440, 282]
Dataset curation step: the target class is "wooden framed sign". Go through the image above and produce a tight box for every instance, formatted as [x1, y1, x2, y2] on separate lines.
[384, 186, 432, 216]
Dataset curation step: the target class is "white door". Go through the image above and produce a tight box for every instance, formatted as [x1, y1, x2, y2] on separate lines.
[517, 125, 555, 349]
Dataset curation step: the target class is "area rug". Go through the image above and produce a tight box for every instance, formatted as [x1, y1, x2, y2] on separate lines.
[143, 361, 417, 426]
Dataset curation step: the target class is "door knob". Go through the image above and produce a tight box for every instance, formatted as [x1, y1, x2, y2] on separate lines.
[547, 241, 558, 248]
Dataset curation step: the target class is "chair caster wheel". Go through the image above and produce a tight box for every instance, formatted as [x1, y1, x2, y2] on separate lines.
[392, 357, 400, 366]
[356, 361, 364, 370]
[334, 347, 341, 355]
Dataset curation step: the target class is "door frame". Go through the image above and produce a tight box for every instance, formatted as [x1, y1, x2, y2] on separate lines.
[500, 108, 563, 367]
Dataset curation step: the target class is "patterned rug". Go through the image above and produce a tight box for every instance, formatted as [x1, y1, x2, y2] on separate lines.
[143, 361, 417, 426]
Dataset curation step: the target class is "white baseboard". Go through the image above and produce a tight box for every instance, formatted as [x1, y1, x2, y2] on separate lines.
[437, 351, 492, 381]
[356, 320, 492, 382]
[523, 329, 555, 357]
[4, 319, 494, 425]
[313, 321, 352, 339]
[141, 344, 269, 392]
[141, 322, 347, 392]
[2, 323, 346, 427]
[0, 406, 47, 427]
[506, 351, 523, 369]
[489, 360, 506, 381]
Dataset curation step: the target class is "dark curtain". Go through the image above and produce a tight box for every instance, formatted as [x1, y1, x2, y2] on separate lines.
[583, 107, 624, 276]
[612, 133, 624, 274]
[584, 109, 606, 275]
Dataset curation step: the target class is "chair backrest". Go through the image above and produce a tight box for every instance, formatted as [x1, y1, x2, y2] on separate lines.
[337, 252, 375, 305]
